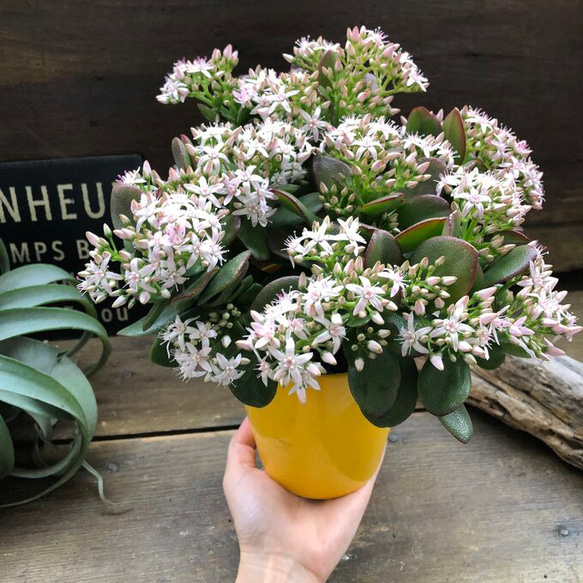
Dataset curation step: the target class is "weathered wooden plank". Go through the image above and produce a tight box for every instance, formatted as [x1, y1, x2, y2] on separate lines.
[66, 335, 246, 437]
[1, 411, 581, 582]
[0, 0, 581, 232]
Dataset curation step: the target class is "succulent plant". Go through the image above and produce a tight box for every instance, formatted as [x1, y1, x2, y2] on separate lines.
[0, 240, 109, 506]
[78, 26, 580, 443]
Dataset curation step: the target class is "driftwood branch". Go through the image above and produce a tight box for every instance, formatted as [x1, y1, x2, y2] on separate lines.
[469, 355, 583, 470]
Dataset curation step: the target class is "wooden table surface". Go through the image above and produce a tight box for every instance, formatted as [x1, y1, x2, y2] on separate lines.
[1, 335, 582, 582]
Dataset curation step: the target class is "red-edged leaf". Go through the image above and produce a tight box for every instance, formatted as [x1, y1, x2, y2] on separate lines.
[359, 193, 405, 217]
[410, 235, 479, 303]
[443, 108, 467, 163]
[364, 229, 403, 268]
[395, 217, 447, 253]
[397, 195, 451, 229]
[406, 106, 442, 137]
[273, 189, 319, 225]
[312, 153, 350, 190]
[482, 245, 537, 287]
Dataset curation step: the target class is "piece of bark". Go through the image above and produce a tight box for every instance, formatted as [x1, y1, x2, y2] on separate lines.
[469, 355, 583, 470]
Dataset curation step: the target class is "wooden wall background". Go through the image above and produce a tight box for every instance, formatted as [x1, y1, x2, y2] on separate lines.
[1, 0, 582, 271]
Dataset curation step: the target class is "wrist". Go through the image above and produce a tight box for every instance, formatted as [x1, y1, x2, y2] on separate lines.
[236, 551, 322, 583]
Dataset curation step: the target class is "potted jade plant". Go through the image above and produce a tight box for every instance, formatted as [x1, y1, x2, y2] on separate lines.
[78, 26, 580, 499]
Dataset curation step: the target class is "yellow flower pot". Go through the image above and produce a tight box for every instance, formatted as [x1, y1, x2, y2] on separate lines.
[245, 372, 389, 499]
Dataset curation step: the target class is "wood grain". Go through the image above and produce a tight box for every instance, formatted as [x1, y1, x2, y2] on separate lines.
[0, 0, 581, 236]
[1, 411, 581, 582]
[470, 355, 583, 470]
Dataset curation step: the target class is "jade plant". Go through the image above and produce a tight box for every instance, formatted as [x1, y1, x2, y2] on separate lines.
[0, 240, 110, 506]
[78, 26, 580, 443]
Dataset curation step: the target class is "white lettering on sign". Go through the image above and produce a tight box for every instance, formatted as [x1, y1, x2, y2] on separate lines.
[82, 183, 107, 219]
[26, 185, 53, 222]
[57, 183, 78, 220]
[0, 187, 21, 223]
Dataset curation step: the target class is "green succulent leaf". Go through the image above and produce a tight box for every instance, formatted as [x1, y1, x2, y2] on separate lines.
[397, 195, 451, 229]
[406, 106, 442, 137]
[418, 356, 471, 416]
[475, 343, 506, 370]
[359, 193, 405, 217]
[402, 158, 448, 196]
[410, 235, 479, 303]
[197, 103, 219, 122]
[150, 336, 176, 368]
[345, 343, 402, 418]
[443, 108, 467, 164]
[171, 137, 191, 170]
[198, 251, 251, 305]
[498, 230, 530, 246]
[250, 276, 300, 312]
[500, 341, 531, 358]
[270, 193, 323, 228]
[312, 153, 351, 190]
[316, 50, 337, 89]
[110, 182, 141, 231]
[442, 210, 462, 237]
[221, 215, 241, 248]
[364, 228, 403, 268]
[230, 355, 277, 407]
[273, 189, 319, 226]
[482, 245, 537, 287]
[363, 357, 418, 427]
[237, 219, 271, 261]
[395, 217, 447, 253]
[237, 283, 264, 307]
[439, 404, 474, 443]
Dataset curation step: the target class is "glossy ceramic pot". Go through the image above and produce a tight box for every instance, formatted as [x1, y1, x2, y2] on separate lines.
[246, 372, 389, 499]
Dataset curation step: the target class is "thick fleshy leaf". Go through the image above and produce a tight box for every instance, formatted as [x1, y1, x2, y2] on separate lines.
[364, 229, 403, 268]
[500, 341, 531, 358]
[150, 336, 176, 368]
[499, 230, 530, 245]
[237, 283, 264, 307]
[237, 220, 270, 261]
[439, 405, 474, 443]
[312, 153, 350, 190]
[442, 210, 462, 237]
[443, 108, 467, 164]
[171, 137, 191, 170]
[418, 357, 471, 416]
[250, 276, 300, 312]
[482, 245, 537, 287]
[221, 215, 241, 248]
[230, 357, 277, 408]
[410, 236, 479, 303]
[475, 343, 506, 370]
[345, 343, 402, 418]
[270, 193, 323, 227]
[363, 357, 418, 427]
[273, 189, 319, 226]
[0, 307, 110, 377]
[198, 251, 251, 305]
[359, 193, 405, 217]
[111, 182, 141, 230]
[397, 195, 451, 229]
[316, 50, 337, 89]
[0, 264, 74, 294]
[0, 413, 15, 479]
[197, 103, 219, 122]
[228, 275, 254, 303]
[402, 158, 448, 196]
[406, 106, 442, 137]
[395, 217, 447, 253]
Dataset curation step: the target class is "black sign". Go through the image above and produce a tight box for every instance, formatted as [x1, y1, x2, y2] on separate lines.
[0, 155, 147, 334]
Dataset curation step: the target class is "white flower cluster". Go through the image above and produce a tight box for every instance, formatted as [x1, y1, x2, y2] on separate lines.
[438, 167, 533, 261]
[238, 217, 412, 401]
[156, 45, 239, 106]
[502, 244, 582, 357]
[319, 115, 454, 225]
[161, 309, 250, 385]
[78, 192, 227, 307]
[461, 106, 545, 210]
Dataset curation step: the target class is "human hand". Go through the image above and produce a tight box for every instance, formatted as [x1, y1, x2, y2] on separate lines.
[223, 417, 384, 583]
